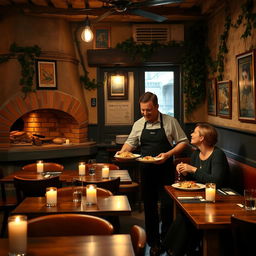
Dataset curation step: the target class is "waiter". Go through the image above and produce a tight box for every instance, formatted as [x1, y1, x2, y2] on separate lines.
[118, 92, 188, 256]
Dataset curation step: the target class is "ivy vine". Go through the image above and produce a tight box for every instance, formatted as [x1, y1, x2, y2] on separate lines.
[0, 43, 41, 95]
[116, 38, 183, 61]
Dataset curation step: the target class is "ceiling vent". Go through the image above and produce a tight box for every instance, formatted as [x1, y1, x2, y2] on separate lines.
[132, 24, 184, 44]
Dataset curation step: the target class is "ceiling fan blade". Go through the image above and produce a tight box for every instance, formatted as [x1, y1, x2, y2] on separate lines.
[93, 9, 115, 24]
[130, 9, 167, 22]
[131, 0, 183, 8]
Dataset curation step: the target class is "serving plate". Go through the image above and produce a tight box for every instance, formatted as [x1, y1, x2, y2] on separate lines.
[136, 157, 164, 163]
[114, 153, 141, 160]
[172, 183, 205, 191]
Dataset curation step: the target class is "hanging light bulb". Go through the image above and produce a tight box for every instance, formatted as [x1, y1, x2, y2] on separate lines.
[81, 16, 93, 42]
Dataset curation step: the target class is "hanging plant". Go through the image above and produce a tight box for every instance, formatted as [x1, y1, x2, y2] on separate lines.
[0, 43, 41, 95]
[116, 38, 183, 61]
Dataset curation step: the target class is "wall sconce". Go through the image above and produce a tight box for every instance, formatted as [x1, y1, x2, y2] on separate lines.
[107, 71, 128, 100]
[81, 16, 93, 42]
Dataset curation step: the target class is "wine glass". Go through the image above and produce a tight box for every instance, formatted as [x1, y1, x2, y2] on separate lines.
[88, 159, 96, 176]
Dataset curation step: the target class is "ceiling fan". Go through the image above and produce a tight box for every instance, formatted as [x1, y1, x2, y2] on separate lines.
[95, 0, 183, 23]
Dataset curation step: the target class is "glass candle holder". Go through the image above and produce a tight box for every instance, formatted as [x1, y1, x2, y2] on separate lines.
[8, 215, 27, 256]
[36, 160, 44, 173]
[78, 162, 86, 176]
[46, 187, 57, 207]
[102, 167, 110, 179]
[205, 183, 216, 202]
[86, 184, 97, 205]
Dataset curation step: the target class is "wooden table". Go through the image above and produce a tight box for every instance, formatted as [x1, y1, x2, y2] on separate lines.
[11, 195, 131, 218]
[165, 186, 256, 256]
[0, 235, 135, 256]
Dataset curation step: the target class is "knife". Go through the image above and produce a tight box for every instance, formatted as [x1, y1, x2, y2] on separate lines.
[177, 196, 203, 200]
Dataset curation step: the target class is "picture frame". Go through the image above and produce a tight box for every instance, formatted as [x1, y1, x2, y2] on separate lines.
[36, 60, 57, 90]
[207, 78, 217, 116]
[217, 80, 232, 119]
[236, 50, 256, 122]
[94, 27, 110, 49]
[107, 72, 128, 100]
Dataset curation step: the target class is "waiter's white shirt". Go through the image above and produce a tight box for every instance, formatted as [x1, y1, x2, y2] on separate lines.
[125, 112, 189, 149]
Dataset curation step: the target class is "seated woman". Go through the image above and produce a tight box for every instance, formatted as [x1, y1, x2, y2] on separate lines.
[162, 122, 229, 256]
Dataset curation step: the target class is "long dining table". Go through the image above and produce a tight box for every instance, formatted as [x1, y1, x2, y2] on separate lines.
[165, 185, 256, 256]
[11, 194, 131, 219]
[0, 235, 135, 256]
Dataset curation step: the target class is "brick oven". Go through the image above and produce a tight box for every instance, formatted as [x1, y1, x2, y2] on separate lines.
[0, 91, 88, 148]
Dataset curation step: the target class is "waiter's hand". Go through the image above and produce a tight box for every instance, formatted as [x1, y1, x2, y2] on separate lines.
[155, 152, 170, 164]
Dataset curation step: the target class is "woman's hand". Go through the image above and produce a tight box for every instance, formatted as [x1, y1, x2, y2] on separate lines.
[176, 162, 197, 175]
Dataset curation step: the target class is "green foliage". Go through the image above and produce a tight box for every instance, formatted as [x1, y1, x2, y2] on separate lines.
[116, 38, 183, 61]
[0, 43, 41, 96]
[182, 22, 209, 118]
[80, 73, 103, 91]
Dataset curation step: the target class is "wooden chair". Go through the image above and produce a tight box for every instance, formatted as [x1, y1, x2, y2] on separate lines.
[27, 214, 114, 237]
[14, 175, 61, 203]
[130, 225, 146, 256]
[231, 215, 256, 256]
[82, 177, 120, 195]
[21, 162, 64, 172]
[57, 186, 113, 197]
[0, 168, 18, 237]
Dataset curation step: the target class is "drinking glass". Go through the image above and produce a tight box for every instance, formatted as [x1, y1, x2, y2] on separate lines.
[244, 189, 256, 210]
[88, 159, 96, 176]
[72, 178, 82, 203]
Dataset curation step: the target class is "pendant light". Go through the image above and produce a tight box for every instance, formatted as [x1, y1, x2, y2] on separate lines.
[81, 16, 93, 42]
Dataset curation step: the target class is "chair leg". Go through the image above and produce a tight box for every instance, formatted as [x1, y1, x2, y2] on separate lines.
[1, 210, 9, 237]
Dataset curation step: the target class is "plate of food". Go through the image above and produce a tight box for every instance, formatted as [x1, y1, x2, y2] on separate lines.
[172, 181, 205, 190]
[114, 151, 141, 160]
[136, 156, 164, 163]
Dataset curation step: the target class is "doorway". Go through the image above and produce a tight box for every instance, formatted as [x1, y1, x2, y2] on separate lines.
[96, 65, 182, 143]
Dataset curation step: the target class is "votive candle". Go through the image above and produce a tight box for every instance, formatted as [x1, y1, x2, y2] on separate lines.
[46, 187, 57, 207]
[8, 215, 27, 256]
[86, 184, 97, 205]
[102, 167, 110, 179]
[78, 162, 86, 176]
[36, 160, 44, 173]
[205, 183, 216, 202]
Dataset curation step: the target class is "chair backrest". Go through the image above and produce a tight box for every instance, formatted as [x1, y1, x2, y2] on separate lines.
[27, 214, 114, 237]
[82, 177, 120, 195]
[57, 186, 113, 197]
[14, 175, 61, 202]
[86, 163, 120, 171]
[21, 163, 64, 172]
[130, 225, 146, 256]
[231, 215, 256, 256]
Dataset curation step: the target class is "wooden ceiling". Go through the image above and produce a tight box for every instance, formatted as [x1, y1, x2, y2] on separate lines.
[0, 0, 207, 23]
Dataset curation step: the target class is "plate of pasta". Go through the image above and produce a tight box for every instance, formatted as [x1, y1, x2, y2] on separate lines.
[136, 156, 164, 163]
[114, 151, 141, 160]
[172, 181, 205, 190]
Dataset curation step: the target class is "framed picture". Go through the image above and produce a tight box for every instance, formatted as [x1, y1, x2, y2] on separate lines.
[207, 78, 217, 116]
[217, 80, 232, 119]
[107, 72, 128, 100]
[36, 60, 57, 90]
[236, 50, 256, 122]
[94, 28, 110, 49]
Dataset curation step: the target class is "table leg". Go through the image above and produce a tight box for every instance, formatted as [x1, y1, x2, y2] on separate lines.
[202, 230, 220, 256]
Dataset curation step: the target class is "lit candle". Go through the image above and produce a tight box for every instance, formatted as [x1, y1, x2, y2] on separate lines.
[78, 162, 85, 176]
[36, 160, 44, 173]
[86, 184, 97, 205]
[46, 187, 57, 207]
[205, 183, 216, 202]
[8, 215, 27, 256]
[65, 139, 70, 144]
[102, 167, 110, 179]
